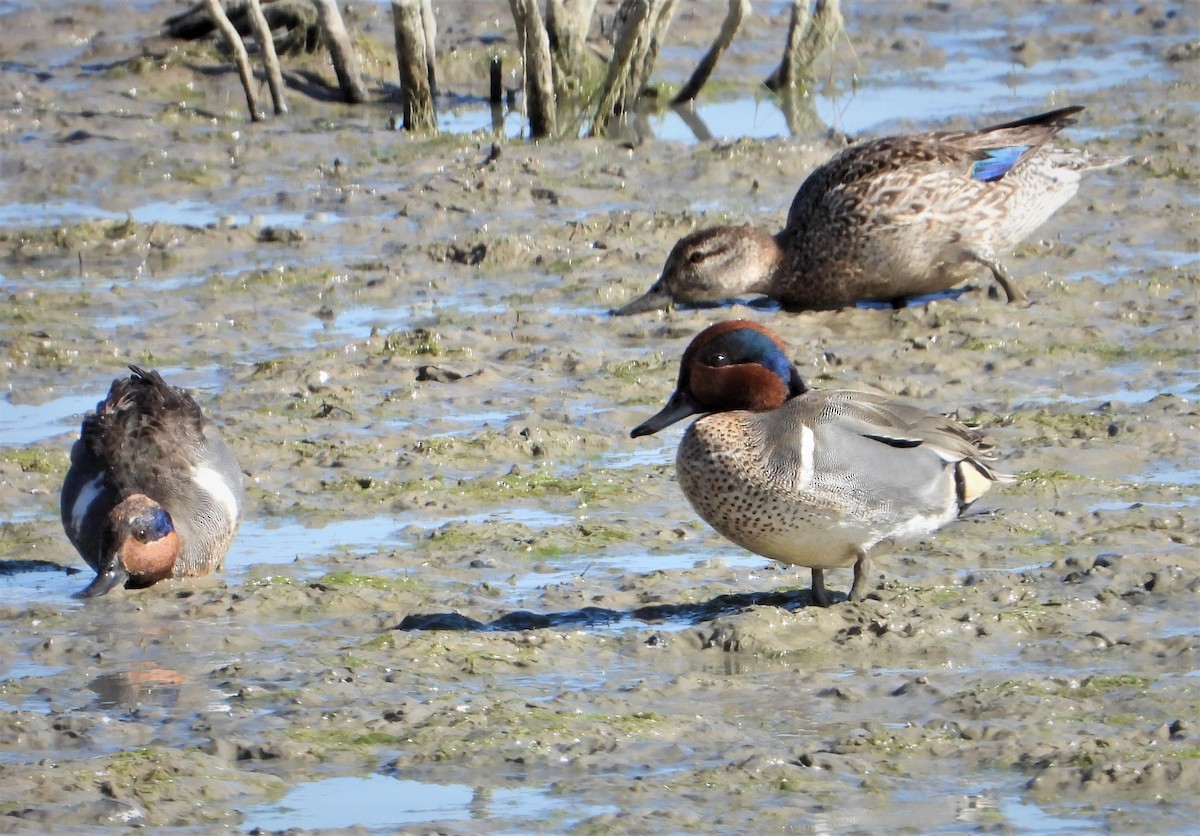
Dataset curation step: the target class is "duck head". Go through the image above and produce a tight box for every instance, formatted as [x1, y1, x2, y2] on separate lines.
[612, 225, 783, 315]
[78, 494, 181, 598]
[631, 320, 808, 436]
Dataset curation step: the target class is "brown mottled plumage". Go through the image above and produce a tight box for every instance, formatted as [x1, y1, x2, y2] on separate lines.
[614, 106, 1127, 314]
[631, 321, 1009, 605]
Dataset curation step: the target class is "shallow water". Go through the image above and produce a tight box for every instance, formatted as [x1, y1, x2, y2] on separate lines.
[242, 773, 619, 833]
[1, 0, 1198, 832]
[442, 6, 1172, 142]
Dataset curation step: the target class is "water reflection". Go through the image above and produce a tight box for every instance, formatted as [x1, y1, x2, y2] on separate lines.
[436, 27, 1170, 144]
[88, 669, 184, 709]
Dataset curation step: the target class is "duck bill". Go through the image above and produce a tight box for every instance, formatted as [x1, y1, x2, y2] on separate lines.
[631, 389, 704, 437]
[76, 562, 128, 598]
[612, 281, 672, 316]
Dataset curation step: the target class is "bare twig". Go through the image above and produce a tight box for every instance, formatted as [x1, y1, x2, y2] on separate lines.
[205, 0, 263, 121]
[246, 0, 287, 114]
[165, 0, 320, 56]
[671, 0, 748, 104]
[766, 0, 842, 92]
[627, 0, 677, 108]
[768, 0, 809, 92]
[489, 55, 503, 104]
[587, 0, 648, 136]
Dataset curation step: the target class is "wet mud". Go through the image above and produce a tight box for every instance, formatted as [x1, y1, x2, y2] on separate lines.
[1, 0, 1198, 831]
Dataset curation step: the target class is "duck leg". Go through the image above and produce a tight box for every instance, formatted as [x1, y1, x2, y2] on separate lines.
[810, 568, 832, 607]
[969, 251, 1029, 304]
[849, 548, 872, 602]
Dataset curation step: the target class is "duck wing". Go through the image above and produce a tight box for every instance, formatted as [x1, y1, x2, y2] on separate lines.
[786, 106, 1085, 228]
[83, 366, 211, 496]
[756, 389, 1008, 515]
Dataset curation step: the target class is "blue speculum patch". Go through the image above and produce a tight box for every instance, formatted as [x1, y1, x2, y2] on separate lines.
[970, 145, 1029, 182]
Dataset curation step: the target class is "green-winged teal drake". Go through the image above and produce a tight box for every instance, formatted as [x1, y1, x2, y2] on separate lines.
[615, 106, 1127, 314]
[61, 366, 245, 597]
[631, 321, 1009, 605]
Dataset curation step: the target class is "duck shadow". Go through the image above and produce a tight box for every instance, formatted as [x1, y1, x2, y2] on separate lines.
[0, 559, 81, 578]
[395, 587, 827, 633]
[852, 284, 974, 311]
[629, 284, 976, 318]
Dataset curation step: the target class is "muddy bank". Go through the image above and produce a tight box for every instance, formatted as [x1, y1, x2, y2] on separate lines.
[1, 0, 1198, 832]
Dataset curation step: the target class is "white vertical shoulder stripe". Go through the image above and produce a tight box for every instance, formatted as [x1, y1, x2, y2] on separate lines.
[70, 475, 107, 536]
[797, 425, 816, 491]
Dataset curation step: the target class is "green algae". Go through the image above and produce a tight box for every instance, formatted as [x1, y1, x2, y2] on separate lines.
[315, 571, 422, 594]
[0, 219, 141, 251]
[378, 328, 446, 357]
[473, 468, 637, 504]
[1017, 468, 1094, 485]
[86, 745, 284, 810]
[959, 336, 1197, 364]
[308, 462, 651, 511]
[1, 4, 1198, 831]
[244, 575, 300, 589]
[603, 356, 670, 385]
[1074, 674, 1154, 695]
[401, 703, 665, 758]
[0, 447, 69, 475]
[286, 727, 402, 749]
[414, 519, 632, 562]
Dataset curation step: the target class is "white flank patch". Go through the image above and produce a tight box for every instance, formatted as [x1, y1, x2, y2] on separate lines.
[70, 475, 107, 535]
[797, 425, 816, 491]
[192, 465, 241, 523]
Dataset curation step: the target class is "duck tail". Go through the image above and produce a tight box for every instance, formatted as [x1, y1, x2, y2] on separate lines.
[1080, 153, 1132, 172]
[128, 365, 168, 386]
[955, 457, 1015, 512]
[965, 106, 1086, 161]
[984, 105, 1084, 134]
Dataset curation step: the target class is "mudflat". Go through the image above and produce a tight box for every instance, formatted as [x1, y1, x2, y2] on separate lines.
[1, 0, 1197, 830]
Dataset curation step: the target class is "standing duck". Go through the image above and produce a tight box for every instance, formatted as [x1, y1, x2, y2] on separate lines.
[615, 106, 1127, 314]
[631, 321, 1009, 605]
[60, 366, 245, 597]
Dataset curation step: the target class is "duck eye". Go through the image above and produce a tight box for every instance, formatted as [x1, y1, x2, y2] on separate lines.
[710, 352, 730, 366]
[688, 251, 706, 264]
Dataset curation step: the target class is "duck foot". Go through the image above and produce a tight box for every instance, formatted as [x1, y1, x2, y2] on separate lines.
[848, 549, 872, 602]
[973, 253, 1029, 304]
[810, 568, 832, 607]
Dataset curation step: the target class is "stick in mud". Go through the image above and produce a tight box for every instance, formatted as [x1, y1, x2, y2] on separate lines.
[393, 0, 437, 130]
[766, 0, 843, 92]
[312, 0, 367, 103]
[245, 0, 287, 114]
[672, 0, 749, 105]
[509, 0, 558, 139]
[205, 0, 263, 121]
